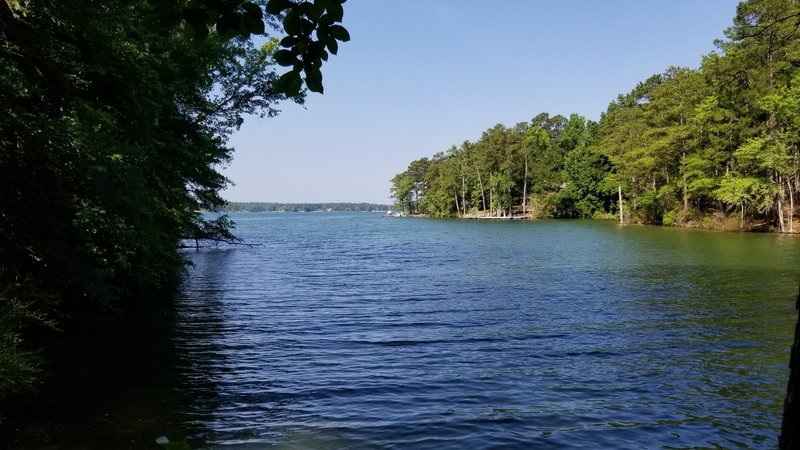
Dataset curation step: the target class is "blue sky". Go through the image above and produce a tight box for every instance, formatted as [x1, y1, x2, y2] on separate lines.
[222, 0, 741, 204]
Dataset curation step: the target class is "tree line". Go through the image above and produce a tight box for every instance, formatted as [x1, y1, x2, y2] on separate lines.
[391, 0, 800, 232]
[223, 202, 390, 212]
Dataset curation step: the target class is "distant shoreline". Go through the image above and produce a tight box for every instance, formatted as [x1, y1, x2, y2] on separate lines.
[221, 202, 391, 213]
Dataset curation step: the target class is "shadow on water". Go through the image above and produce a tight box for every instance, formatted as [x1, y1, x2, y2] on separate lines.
[0, 249, 236, 449]
[170, 247, 334, 447]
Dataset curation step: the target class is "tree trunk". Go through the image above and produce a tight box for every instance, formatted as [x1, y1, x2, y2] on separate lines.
[741, 203, 745, 228]
[461, 172, 467, 216]
[508, 180, 513, 218]
[522, 154, 528, 215]
[489, 173, 495, 217]
[618, 186, 624, 224]
[475, 167, 487, 212]
[779, 174, 785, 233]
[682, 151, 689, 210]
[789, 176, 795, 233]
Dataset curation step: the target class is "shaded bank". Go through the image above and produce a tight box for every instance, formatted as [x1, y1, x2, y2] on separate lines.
[0, 299, 191, 448]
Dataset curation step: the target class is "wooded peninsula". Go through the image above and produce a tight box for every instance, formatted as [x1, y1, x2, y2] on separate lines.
[391, 1, 800, 233]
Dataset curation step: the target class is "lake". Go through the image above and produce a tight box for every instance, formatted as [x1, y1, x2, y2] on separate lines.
[4, 213, 799, 448]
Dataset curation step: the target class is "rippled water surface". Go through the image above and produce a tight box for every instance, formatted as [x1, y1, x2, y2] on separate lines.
[7, 213, 800, 448]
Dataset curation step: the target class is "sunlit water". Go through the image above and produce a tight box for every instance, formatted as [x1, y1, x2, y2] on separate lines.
[5, 213, 800, 448]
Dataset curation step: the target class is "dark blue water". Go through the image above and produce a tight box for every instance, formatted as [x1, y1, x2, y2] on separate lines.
[167, 213, 798, 448]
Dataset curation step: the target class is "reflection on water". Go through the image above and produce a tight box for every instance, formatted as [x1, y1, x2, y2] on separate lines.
[2, 215, 798, 448]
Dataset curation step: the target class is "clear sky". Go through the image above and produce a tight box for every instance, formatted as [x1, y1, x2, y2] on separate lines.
[222, 0, 742, 205]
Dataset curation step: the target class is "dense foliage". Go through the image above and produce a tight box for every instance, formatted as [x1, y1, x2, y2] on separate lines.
[391, 0, 800, 232]
[0, 0, 347, 394]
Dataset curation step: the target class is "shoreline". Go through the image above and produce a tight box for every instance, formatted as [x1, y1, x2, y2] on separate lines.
[397, 209, 800, 234]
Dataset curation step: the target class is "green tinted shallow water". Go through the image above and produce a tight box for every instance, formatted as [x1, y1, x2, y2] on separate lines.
[4, 215, 800, 448]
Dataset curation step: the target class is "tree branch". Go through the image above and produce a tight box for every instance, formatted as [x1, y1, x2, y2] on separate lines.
[738, 11, 800, 40]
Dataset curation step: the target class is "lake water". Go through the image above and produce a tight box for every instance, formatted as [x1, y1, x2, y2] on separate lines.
[5, 213, 800, 448]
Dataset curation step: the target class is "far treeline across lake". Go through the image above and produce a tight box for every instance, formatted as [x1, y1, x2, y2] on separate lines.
[391, 1, 800, 233]
[223, 202, 391, 213]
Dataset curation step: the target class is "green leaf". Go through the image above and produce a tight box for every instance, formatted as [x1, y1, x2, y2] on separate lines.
[307, 1, 325, 21]
[280, 36, 299, 47]
[259, 38, 279, 56]
[216, 12, 240, 37]
[329, 24, 350, 42]
[302, 50, 323, 69]
[309, 41, 327, 58]
[326, 1, 343, 22]
[273, 49, 296, 67]
[275, 70, 303, 96]
[316, 24, 329, 41]
[325, 36, 338, 55]
[283, 8, 301, 35]
[250, 18, 266, 35]
[265, 0, 290, 15]
[297, 17, 314, 34]
[317, 14, 334, 27]
[242, 6, 265, 35]
[305, 67, 324, 94]
[303, 57, 322, 71]
[242, 2, 263, 20]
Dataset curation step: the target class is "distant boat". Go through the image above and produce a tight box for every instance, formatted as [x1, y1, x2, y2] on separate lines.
[385, 210, 405, 217]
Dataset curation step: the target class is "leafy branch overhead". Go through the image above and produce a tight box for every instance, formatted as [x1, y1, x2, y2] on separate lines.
[269, 0, 349, 95]
[155, 0, 349, 95]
